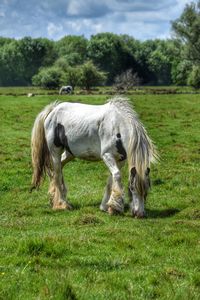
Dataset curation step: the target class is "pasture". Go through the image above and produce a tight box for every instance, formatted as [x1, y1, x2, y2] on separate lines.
[0, 91, 200, 299]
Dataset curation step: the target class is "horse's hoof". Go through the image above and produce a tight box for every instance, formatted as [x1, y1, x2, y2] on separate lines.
[52, 202, 72, 210]
[100, 204, 108, 212]
[66, 203, 73, 210]
[134, 215, 145, 219]
[108, 206, 121, 215]
[132, 211, 146, 218]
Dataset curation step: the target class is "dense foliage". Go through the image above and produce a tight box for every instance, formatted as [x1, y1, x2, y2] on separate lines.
[172, 0, 200, 88]
[0, 1, 199, 88]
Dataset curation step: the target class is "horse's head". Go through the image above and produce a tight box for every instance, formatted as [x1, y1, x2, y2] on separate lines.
[128, 166, 151, 218]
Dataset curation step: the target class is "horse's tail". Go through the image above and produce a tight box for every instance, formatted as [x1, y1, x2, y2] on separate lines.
[31, 102, 59, 191]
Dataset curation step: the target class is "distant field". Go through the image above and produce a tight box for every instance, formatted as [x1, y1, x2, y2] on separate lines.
[0, 85, 200, 96]
[0, 90, 200, 299]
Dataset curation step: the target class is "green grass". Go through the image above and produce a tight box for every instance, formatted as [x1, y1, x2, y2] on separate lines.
[0, 85, 200, 96]
[0, 92, 200, 299]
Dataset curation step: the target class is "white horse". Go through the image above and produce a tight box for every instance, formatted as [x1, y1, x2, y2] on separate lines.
[59, 86, 73, 95]
[31, 97, 158, 217]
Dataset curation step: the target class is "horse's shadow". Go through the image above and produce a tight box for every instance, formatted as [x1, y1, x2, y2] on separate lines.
[41, 199, 180, 219]
[72, 202, 180, 219]
[145, 208, 180, 219]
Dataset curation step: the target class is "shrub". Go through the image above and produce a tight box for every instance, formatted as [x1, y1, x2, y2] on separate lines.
[54, 59, 82, 90]
[113, 69, 141, 92]
[62, 66, 82, 90]
[32, 66, 64, 89]
[79, 61, 107, 91]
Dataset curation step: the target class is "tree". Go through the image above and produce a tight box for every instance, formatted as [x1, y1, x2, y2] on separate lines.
[145, 40, 178, 85]
[134, 40, 158, 85]
[18, 37, 57, 84]
[0, 37, 13, 47]
[0, 37, 58, 86]
[0, 40, 25, 86]
[171, 60, 192, 85]
[56, 35, 88, 65]
[87, 33, 137, 84]
[187, 65, 200, 88]
[172, 1, 200, 64]
[79, 61, 106, 90]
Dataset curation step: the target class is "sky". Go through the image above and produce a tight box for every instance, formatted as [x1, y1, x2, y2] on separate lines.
[0, 0, 191, 41]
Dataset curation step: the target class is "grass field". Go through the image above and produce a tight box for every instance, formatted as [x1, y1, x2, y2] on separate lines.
[0, 91, 200, 299]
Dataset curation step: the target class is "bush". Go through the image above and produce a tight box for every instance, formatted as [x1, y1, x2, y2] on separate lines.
[62, 66, 81, 90]
[32, 61, 106, 91]
[79, 61, 107, 90]
[54, 58, 82, 90]
[113, 69, 141, 92]
[32, 66, 64, 89]
[187, 66, 200, 89]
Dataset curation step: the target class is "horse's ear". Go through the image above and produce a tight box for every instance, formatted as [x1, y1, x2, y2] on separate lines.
[146, 167, 150, 175]
[131, 167, 136, 178]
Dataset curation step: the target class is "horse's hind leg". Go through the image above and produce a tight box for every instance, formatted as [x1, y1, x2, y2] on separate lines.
[50, 150, 72, 210]
[61, 151, 74, 198]
[102, 153, 124, 214]
[49, 171, 68, 201]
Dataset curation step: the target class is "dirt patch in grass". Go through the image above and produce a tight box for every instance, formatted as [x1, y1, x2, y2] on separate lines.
[73, 214, 105, 226]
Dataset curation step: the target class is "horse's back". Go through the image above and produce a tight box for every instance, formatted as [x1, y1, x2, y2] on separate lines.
[44, 102, 108, 160]
[44, 101, 129, 161]
[56, 101, 107, 113]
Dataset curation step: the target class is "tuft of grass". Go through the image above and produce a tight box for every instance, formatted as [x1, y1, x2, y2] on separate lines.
[18, 237, 71, 258]
[73, 214, 105, 226]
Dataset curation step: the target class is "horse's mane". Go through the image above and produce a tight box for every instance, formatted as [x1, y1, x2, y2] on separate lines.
[108, 96, 138, 121]
[109, 96, 158, 188]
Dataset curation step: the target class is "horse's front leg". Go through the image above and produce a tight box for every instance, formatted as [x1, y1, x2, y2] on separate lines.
[100, 175, 112, 212]
[102, 153, 124, 215]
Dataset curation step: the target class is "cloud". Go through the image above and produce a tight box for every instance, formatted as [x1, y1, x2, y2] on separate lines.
[0, 11, 5, 17]
[109, 0, 176, 13]
[66, 0, 110, 18]
[47, 23, 64, 38]
[0, 0, 191, 40]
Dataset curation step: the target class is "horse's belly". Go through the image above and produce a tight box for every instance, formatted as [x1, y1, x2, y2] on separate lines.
[77, 150, 101, 161]
[69, 139, 101, 161]
[73, 149, 101, 161]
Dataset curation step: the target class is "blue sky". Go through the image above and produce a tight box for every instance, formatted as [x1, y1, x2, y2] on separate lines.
[0, 0, 190, 40]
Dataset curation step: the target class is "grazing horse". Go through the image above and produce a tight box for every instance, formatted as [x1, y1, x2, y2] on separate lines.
[31, 97, 158, 217]
[59, 86, 73, 95]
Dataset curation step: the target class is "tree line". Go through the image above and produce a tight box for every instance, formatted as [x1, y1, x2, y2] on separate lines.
[0, 1, 199, 89]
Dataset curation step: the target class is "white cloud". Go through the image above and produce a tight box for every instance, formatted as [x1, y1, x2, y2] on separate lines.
[62, 19, 103, 36]
[0, 11, 5, 17]
[0, 0, 192, 40]
[47, 22, 63, 38]
[66, 0, 110, 17]
[67, 1, 83, 16]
